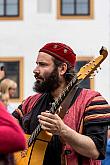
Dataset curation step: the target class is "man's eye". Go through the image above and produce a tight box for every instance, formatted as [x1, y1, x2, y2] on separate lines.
[40, 63, 47, 66]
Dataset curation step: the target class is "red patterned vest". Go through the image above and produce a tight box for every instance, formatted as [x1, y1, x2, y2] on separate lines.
[62, 88, 101, 165]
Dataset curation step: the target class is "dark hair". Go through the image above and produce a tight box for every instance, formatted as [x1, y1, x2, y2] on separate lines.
[52, 57, 76, 83]
[0, 66, 5, 71]
[0, 66, 6, 83]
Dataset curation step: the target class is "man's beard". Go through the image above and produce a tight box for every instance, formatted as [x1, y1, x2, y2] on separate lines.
[33, 67, 61, 93]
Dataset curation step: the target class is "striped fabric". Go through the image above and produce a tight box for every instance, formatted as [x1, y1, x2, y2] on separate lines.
[84, 95, 110, 125]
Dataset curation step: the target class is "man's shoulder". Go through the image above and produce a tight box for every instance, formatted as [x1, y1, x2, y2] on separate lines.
[25, 93, 42, 102]
[81, 88, 101, 98]
[22, 93, 43, 114]
[79, 88, 106, 106]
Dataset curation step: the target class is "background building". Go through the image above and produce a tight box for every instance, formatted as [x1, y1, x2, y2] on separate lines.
[0, 0, 110, 108]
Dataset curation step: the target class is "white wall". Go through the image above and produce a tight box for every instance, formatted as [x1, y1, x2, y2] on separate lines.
[0, 0, 110, 106]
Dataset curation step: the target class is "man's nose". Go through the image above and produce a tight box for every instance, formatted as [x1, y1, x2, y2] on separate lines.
[33, 66, 40, 74]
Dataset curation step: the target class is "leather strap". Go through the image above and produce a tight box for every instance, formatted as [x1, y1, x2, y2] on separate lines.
[58, 86, 82, 119]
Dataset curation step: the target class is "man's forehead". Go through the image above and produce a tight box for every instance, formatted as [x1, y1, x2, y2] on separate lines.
[35, 52, 54, 64]
[36, 52, 53, 61]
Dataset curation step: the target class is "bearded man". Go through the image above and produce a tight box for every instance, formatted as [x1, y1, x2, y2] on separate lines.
[13, 42, 110, 165]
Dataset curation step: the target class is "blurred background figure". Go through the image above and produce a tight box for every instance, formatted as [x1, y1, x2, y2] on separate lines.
[101, 126, 110, 165]
[0, 66, 5, 82]
[0, 66, 26, 164]
[0, 66, 8, 105]
[0, 78, 17, 113]
[0, 92, 9, 107]
[0, 78, 17, 98]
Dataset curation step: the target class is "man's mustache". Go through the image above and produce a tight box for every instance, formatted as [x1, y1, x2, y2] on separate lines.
[34, 74, 43, 80]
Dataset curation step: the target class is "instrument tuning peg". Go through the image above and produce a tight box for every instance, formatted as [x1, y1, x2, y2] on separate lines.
[89, 76, 94, 79]
[83, 66, 86, 68]
[93, 73, 96, 77]
[95, 69, 99, 73]
[90, 73, 95, 79]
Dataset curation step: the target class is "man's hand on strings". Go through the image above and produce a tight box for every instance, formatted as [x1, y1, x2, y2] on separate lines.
[38, 111, 65, 135]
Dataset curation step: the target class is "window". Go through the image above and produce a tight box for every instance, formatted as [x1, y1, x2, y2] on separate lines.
[0, 0, 22, 20]
[0, 57, 24, 102]
[57, 0, 94, 19]
[75, 57, 94, 89]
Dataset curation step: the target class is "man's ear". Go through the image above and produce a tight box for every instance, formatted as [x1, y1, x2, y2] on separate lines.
[59, 63, 67, 76]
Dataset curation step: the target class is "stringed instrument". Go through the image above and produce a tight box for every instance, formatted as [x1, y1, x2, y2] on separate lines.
[14, 46, 108, 165]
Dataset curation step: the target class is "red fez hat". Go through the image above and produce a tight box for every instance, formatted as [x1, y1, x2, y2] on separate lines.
[39, 42, 76, 67]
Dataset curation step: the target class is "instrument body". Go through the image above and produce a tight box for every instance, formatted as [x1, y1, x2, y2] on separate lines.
[15, 131, 52, 165]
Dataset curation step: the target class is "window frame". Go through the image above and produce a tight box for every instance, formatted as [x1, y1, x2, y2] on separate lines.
[76, 56, 94, 89]
[0, 0, 23, 20]
[57, 0, 94, 19]
[0, 57, 24, 102]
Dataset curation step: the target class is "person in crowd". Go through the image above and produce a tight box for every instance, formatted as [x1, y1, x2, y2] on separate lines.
[0, 92, 9, 107]
[0, 66, 5, 82]
[0, 78, 17, 98]
[0, 78, 17, 113]
[0, 67, 26, 164]
[0, 68, 9, 108]
[12, 42, 110, 165]
[101, 127, 110, 165]
[0, 101, 26, 153]
[0, 101, 26, 164]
